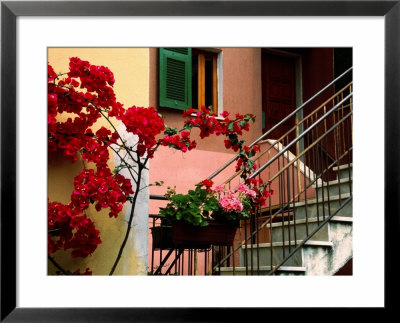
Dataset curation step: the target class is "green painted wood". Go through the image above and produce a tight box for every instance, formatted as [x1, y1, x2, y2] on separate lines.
[159, 48, 192, 110]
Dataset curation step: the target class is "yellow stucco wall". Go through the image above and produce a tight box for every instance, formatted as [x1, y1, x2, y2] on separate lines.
[48, 48, 150, 275]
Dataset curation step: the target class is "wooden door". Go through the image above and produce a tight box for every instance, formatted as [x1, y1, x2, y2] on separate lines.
[262, 53, 296, 146]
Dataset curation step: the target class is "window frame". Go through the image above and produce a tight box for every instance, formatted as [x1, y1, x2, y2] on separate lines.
[192, 48, 219, 115]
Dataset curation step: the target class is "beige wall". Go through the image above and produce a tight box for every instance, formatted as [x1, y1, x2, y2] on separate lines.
[48, 48, 150, 275]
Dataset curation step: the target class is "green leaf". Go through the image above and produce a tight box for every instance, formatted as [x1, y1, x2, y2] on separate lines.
[247, 160, 254, 169]
[164, 127, 178, 136]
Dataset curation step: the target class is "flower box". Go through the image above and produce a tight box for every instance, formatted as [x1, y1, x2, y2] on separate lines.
[150, 226, 174, 249]
[151, 221, 238, 250]
[171, 220, 238, 248]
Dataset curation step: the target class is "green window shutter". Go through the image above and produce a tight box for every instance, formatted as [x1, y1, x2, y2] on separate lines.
[159, 48, 192, 110]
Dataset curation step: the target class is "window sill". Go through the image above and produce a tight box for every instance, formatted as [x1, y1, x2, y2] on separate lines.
[190, 112, 224, 121]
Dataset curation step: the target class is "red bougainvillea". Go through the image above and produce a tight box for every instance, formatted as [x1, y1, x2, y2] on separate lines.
[48, 201, 101, 258]
[48, 57, 270, 275]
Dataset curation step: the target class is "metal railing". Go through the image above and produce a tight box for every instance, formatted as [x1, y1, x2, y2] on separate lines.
[212, 80, 353, 275]
[149, 69, 353, 275]
[148, 212, 229, 275]
[207, 67, 353, 181]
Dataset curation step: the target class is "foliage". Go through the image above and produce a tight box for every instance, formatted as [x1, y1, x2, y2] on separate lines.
[159, 184, 219, 227]
[160, 181, 261, 227]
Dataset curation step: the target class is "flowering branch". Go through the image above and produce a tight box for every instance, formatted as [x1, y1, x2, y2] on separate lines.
[47, 57, 265, 275]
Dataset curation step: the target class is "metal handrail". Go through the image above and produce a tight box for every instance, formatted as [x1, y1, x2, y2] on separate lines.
[207, 67, 353, 180]
[260, 110, 352, 184]
[249, 93, 352, 180]
[149, 194, 167, 200]
[221, 83, 352, 185]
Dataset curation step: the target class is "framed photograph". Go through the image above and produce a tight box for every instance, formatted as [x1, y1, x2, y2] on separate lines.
[1, 1, 398, 321]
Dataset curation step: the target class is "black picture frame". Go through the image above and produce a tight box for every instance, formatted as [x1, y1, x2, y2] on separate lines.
[1, 1, 398, 321]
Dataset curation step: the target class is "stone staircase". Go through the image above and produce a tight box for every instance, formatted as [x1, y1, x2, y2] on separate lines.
[219, 163, 353, 276]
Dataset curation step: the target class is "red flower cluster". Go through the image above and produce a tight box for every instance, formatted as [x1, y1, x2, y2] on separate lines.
[201, 179, 213, 188]
[183, 106, 255, 145]
[48, 57, 128, 162]
[71, 169, 133, 218]
[160, 131, 197, 152]
[65, 214, 102, 258]
[224, 139, 239, 152]
[183, 107, 222, 138]
[68, 56, 115, 93]
[48, 64, 57, 82]
[244, 178, 275, 208]
[121, 106, 165, 158]
[48, 201, 101, 258]
[234, 145, 260, 172]
[235, 157, 244, 172]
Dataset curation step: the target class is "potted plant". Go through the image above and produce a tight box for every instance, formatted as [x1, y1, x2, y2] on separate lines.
[155, 180, 258, 248]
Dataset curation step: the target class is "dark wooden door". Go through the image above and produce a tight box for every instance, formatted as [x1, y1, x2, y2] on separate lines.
[262, 53, 296, 145]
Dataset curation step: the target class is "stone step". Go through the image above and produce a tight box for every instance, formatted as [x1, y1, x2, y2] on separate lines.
[239, 240, 333, 267]
[330, 215, 353, 223]
[218, 265, 306, 276]
[220, 217, 352, 276]
[294, 194, 352, 220]
[333, 163, 352, 180]
[265, 215, 352, 245]
[267, 217, 330, 242]
[313, 178, 352, 196]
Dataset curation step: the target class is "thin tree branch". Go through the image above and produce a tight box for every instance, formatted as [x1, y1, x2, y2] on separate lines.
[109, 152, 144, 275]
[108, 144, 139, 180]
[48, 255, 71, 275]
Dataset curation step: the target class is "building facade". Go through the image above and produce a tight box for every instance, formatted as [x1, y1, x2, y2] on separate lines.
[48, 47, 352, 275]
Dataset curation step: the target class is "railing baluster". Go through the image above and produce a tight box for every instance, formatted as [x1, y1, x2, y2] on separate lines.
[182, 250, 185, 276]
[324, 133, 331, 218]
[319, 123, 326, 221]
[159, 240, 162, 274]
[279, 155, 285, 260]
[151, 216, 156, 275]
[250, 216, 254, 275]
[304, 119, 310, 236]
[244, 218, 248, 275]
[218, 246, 222, 275]
[311, 115, 320, 226]
[286, 146, 291, 253]
[346, 116, 353, 197]
[292, 164, 297, 248]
